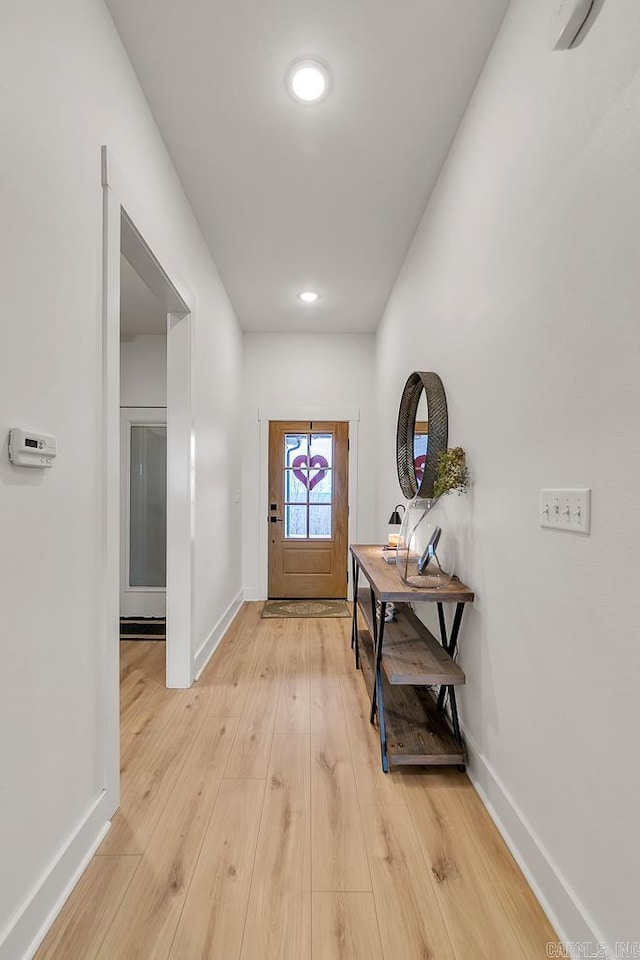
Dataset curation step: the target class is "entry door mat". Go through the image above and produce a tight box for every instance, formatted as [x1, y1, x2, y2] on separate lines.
[120, 617, 166, 640]
[262, 600, 350, 619]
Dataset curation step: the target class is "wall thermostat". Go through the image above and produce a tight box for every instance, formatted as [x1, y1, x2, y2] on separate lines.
[8, 429, 57, 467]
[551, 0, 595, 50]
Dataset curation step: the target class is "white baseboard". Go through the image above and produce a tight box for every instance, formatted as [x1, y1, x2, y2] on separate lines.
[193, 590, 244, 680]
[0, 790, 111, 960]
[462, 724, 609, 955]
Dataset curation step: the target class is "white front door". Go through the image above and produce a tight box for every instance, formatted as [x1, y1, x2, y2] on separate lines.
[120, 408, 167, 617]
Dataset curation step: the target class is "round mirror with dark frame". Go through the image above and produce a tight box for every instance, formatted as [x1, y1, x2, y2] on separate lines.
[396, 372, 448, 499]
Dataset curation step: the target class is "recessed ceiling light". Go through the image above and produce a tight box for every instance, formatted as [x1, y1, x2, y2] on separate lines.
[298, 290, 320, 303]
[287, 60, 330, 104]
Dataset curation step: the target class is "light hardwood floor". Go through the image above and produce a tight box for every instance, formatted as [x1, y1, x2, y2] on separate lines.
[35, 603, 558, 959]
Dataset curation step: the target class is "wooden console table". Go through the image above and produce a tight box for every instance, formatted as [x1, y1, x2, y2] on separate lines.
[350, 544, 474, 773]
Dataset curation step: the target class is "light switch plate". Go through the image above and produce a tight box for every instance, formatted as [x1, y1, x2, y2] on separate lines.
[540, 489, 591, 534]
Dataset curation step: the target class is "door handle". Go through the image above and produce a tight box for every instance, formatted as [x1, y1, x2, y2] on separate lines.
[269, 516, 283, 523]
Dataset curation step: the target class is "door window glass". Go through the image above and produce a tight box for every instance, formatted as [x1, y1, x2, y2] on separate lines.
[285, 433, 308, 466]
[309, 433, 333, 467]
[129, 424, 167, 586]
[285, 469, 308, 503]
[283, 432, 333, 539]
[284, 504, 308, 538]
[309, 505, 332, 539]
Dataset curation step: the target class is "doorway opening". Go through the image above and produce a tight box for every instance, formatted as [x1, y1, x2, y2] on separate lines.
[102, 144, 195, 816]
[117, 210, 192, 690]
[120, 253, 168, 648]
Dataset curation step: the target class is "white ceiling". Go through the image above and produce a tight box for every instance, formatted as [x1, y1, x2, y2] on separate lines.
[105, 0, 509, 333]
[120, 256, 167, 337]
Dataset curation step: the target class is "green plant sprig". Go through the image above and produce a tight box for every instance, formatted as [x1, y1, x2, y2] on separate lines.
[433, 447, 469, 499]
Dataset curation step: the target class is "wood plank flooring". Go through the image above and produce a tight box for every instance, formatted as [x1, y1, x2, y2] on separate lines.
[35, 603, 558, 960]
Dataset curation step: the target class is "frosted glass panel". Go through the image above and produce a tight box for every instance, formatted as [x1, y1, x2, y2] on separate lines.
[285, 434, 308, 467]
[129, 425, 167, 587]
[309, 505, 332, 539]
[310, 433, 332, 468]
[309, 469, 332, 503]
[285, 469, 308, 503]
[285, 504, 307, 539]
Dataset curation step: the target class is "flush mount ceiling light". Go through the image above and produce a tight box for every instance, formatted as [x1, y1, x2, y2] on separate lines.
[287, 59, 331, 104]
[298, 290, 320, 303]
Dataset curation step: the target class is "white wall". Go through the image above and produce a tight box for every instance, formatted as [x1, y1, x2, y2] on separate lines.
[375, 0, 640, 949]
[120, 335, 167, 407]
[0, 2, 242, 957]
[241, 333, 376, 597]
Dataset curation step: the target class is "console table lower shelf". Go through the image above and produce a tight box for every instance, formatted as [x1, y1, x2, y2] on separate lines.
[357, 626, 465, 767]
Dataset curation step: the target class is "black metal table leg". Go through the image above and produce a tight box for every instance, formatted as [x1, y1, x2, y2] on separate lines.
[437, 602, 465, 712]
[350, 555, 356, 648]
[351, 556, 360, 668]
[434, 601, 467, 766]
[448, 685, 465, 770]
[448, 686, 463, 745]
[368, 586, 378, 718]
[369, 596, 386, 721]
[376, 666, 388, 772]
[447, 603, 465, 658]
[368, 593, 388, 771]
[437, 602, 448, 650]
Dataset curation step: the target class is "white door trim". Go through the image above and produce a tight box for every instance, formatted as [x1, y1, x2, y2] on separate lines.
[101, 146, 195, 817]
[256, 407, 360, 602]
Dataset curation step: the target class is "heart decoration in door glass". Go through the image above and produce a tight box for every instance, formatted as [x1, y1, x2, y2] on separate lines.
[292, 454, 329, 491]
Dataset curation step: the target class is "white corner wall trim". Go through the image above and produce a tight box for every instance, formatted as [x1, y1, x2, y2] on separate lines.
[0, 791, 111, 960]
[193, 590, 244, 680]
[463, 725, 610, 954]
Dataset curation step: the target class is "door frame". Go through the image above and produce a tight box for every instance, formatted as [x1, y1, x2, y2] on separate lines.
[120, 408, 167, 617]
[257, 406, 360, 601]
[101, 146, 195, 816]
